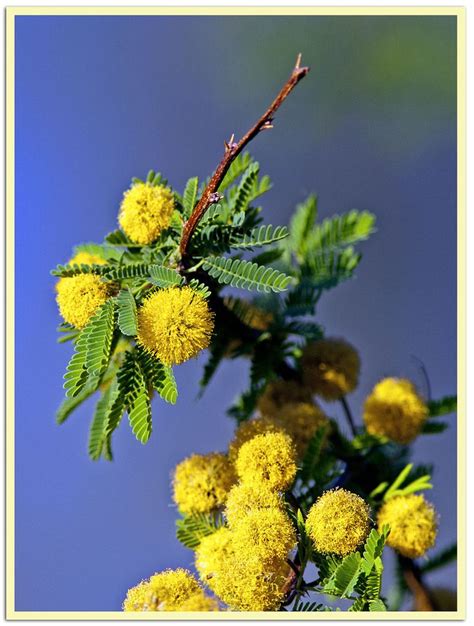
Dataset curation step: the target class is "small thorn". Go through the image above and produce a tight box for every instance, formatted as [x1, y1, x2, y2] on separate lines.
[295, 52, 302, 69]
[209, 192, 223, 204]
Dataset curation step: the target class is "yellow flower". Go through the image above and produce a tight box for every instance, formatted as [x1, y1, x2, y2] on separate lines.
[306, 488, 371, 556]
[228, 417, 284, 464]
[363, 378, 428, 444]
[214, 556, 290, 611]
[270, 402, 329, 457]
[56, 274, 111, 329]
[119, 182, 174, 244]
[377, 494, 437, 558]
[195, 527, 235, 589]
[69, 251, 107, 266]
[123, 568, 211, 612]
[301, 338, 360, 401]
[137, 287, 214, 366]
[195, 527, 291, 611]
[235, 431, 297, 492]
[231, 507, 296, 564]
[257, 379, 313, 417]
[224, 483, 283, 527]
[173, 452, 236, 515]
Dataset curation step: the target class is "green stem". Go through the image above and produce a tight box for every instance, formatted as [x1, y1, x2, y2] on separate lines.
[340, 395, 357, 437]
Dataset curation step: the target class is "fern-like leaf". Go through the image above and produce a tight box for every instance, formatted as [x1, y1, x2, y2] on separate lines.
[117, 288, 138, 336]
[85, 300, 116, 377]
[128, 371, 152, 444]
[203, 256, 292, 293]
[148, 265, 184, 288]
[427, 395, 457, 417]
[175, 513, 224, 549]
[88, 382, 119, 460]
[137, 347, 178, 404]
[230, 162, 259, 213]
[182, 176, 199, 217]
[230, 224, 288, 250]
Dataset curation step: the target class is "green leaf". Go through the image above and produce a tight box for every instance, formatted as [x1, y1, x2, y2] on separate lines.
[324, 552, 362, 598]
[102, 263, 153, 281]
[384, 464, 413, 499]
[284, 279, 321, 317]
[307, 210, 376, 253]
[148, 264, 184, 288]
[51, 263, 107, 277]
[88, 382, 119, 460]
[427, 395, 457, 417]
[85, 300, 116, 377]
[128, 370, 152, 444]
[63, 327, 91, 398]
[361, 527, 390, 575]
[188, 279, 211, 299]
[230, 162, 259, 213]
[305, 245, 362, 290]
[56, 381, 98, 424]
[137, 347, 178, 405]
[287, 194, 318, 258]
[369, 598, 387, 611]
[202, 256, 292, 293]
[420, 543, 457, 574]
[182, 176, 199, 217]
[117, 288, 138, 336]
[176, 513, 224, 549]
[230, 224, 288, 250]
[422, 421, 449, 434]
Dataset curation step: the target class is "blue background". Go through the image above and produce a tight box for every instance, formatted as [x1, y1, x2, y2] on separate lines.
[15, 15, 457, 611]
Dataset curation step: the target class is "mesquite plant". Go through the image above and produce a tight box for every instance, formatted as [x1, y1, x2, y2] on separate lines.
[52, 56, 457, 613]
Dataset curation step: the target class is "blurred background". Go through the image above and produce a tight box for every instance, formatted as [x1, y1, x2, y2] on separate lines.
[15, 14, 457, 611]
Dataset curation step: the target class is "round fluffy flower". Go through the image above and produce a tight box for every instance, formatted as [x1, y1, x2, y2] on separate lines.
[215, 557, 290, 611]
[69, 251, 107, 266]
[56, 274, 111, 329]
[123, 568, 210, 612]
[196, 529, 290, 611]
[306, 488, 371, 556]
[231, 507, 297, 563]
[173, 452, 236, 515]
[377, 494, 437, 558]
[301, 338, 360, 401]
[257, 379, 313, 417]
[235, 431, 297, 492]
[363, 378, 428, 444]
[137, 287, 214, 366]
[195, 527, 235, 588]
[271, 402, 329, 457]
[224, 483, 283, 527]
[119, 182, 174, 244]
[178, 594, 219, 611]
[228, 417, 283, 463]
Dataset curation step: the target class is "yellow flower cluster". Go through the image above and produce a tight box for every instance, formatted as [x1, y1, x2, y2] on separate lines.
[377, 494, 437, 558]
[56, 274, 111, 329]
[306, 488, 371, 556]
[123, 568, 218, 612]
[173, 452, 236, 515]
[193, 426, 298, 610]
[301, 338, 360, 401]
[270, 402, 329, 457]
[235, 431, 297, 492]
[119, 182, 175, 244]
[363, 378, 428, 444]
[137, 287, 214, 366]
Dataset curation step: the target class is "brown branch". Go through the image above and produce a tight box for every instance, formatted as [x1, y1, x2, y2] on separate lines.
[179, 53, 310, 259]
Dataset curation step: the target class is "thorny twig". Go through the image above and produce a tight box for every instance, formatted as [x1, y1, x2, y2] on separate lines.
[179, 54, 309, 260]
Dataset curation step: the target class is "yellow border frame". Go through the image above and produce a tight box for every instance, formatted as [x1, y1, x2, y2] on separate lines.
[5, 5, 466, 621]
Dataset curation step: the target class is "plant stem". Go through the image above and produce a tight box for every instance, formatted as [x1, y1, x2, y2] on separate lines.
[340, 395, 357, 437]
[179, 54, 309, 260]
